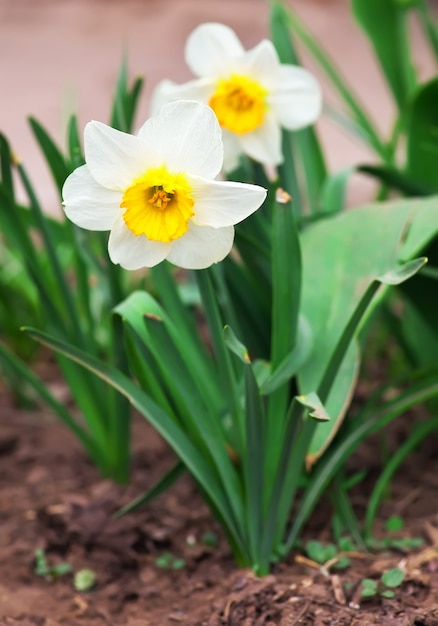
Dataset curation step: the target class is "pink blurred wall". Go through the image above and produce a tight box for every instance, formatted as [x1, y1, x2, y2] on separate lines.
[0, 0, 435, 212]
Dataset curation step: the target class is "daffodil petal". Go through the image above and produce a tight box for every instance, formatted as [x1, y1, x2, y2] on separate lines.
[84, 121, 157, 191]
[186, 23, 245, 78]
[167, 222, 234, 269]
[108, 216, 171, 269]
[150, 78, 214, 114]
[269, 65, 322, 130]
[62, 164, 121, 230]
[234, 40, 279, 87]
[137, 101, 223, 179]
[189, 175, 266, 228]
[239, 114, 282, 166]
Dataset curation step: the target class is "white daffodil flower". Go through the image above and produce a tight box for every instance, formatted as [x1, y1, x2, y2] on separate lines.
[151, 23, 322, 171]
[62, 101, 267, 270]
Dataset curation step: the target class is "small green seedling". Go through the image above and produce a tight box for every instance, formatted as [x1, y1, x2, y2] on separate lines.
[34, 548, 72, 581]
[305, 540, 351, 570]
[385, 515, 405, 532]
[155, 552, 186, 570]
[361, 568, 405, 600]
[368, 516, 424, 551]
[202, 530, 219, 548]
[74, 568, 97, 592]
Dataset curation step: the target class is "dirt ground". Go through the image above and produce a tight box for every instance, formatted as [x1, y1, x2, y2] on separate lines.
[1, 378, 438, 626]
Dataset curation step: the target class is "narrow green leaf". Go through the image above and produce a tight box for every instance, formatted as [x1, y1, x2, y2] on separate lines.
[406, 78, 438, 190]
[270, 3, 327, 213]
[358, 164, 430, 196]
[283, 372, 438, 553]
[28, 117, 70, 196]
[351, 0, 416, 109]
[320, 168, 354, 214]
[243, 365, 266, 570]
[296, 392, 330, 421]
[67, 114, 85, 169]
[378, 257, 427, 285]
[0, 340, 96, 459]
[260, 315, 312, 395]
[224, 325, 251, 364]
[0, 133, 14, 196]
[113, 462, 185, 519]
[365, 416, 438, 537]
[274, 1, 386, 157]
[24, 326, 245, 551]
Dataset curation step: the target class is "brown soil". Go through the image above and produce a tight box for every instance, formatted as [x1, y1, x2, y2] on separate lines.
[1, 381, 438, 626]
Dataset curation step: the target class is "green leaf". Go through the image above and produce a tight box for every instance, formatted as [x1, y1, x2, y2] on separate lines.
[361, 579, 378, 596]
[23, 326, 246, 554]
[296, 392, 330, 421]
[385, 515, 405, 532]
[283, 371, 438, 553]
[320, 168, 354, 214]
[358, 164, 430, 197]
[273, 2, 386, 157]
[406, 78, 438, 190]
[28, 117, 70, 196]
[351, 0, 415, 109]
[0, 133, 14, 196]
[270, 3, 327, 213]
[260, 315, 313, 395]
[243, 365, 266, 570]
[113, 461, 185, 519]
[299, 197, 438, 462]
[67, 115, 85, 169]
[224, 325, 251, 364]
[381, 568, 405, 588]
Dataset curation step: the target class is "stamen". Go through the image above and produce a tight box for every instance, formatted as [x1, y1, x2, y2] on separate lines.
[209, 74, 268, 134]
[121, 166, 194, 242]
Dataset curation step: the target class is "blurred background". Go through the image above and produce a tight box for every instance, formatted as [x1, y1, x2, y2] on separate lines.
[0, 0, 435, 212]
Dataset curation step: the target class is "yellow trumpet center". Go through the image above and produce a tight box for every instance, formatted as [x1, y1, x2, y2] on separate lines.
[208, 74, 268, 135]
[121, 165, 195, 243]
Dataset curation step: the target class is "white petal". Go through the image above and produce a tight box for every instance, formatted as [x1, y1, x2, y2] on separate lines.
[84, 121, 159, 191]
[233, 40, 279, 87]
[189, 175, 266, 228]
[62, 165, 121, 231]
[108, 216, 171, 270]
[167, 222, 234, 269]
[239, 114, 283, 165]
[185, 23, 245, 78]
[149, 78, 215, 114]
[269, 66, 322, 130]
[137, 101, 223, 179]
[222, 130, 243, 172]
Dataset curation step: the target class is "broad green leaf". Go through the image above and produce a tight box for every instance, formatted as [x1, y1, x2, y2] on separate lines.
[406, 78, 438, 190]
[320, 168, 354, 214]
[351, 0, 416, 109]
[300, 197, 438, 460]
